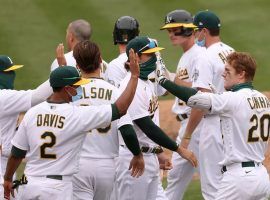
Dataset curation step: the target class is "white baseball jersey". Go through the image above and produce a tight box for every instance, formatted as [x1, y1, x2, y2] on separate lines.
[172, 44, 206, 115]
[73, 78, 132, 159]
[193, 42, 234, 92]
[12, 101, 112, 176]
[208, 88, 269, 166]
[50, 50, 108, 78]
[0, 90, 33, 182]
[119, 73, 159, 148]
[105, 53, 128, 88]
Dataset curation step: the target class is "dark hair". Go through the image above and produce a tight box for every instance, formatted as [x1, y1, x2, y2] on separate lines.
[208, 28, 220, 36]
[226, 52, 257, 81]
[52, 87, 63, 92]
[73, 40, 101, 73]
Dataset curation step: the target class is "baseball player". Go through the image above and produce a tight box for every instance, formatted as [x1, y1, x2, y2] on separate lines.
[156, 51, 270, 199]
[0, 55, 55, 199]
[179, 10, 234, 199]
[106, 16, 170, 200]
[115, 36, 197, 200]
[105, 16, 139, 88]
[0, 55, 23, 176]
[160, 10, 205, 200]
[51, 19, 108, 76]
[69, 40, 144, 200]
[3, 52, 140, 200]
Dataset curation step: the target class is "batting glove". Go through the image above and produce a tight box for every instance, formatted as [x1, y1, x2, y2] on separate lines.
[155, 53, 168, 84]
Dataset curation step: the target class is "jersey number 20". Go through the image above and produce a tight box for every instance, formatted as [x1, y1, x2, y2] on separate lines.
[248, 114, 270, 142]
[40, 131, 56, 159]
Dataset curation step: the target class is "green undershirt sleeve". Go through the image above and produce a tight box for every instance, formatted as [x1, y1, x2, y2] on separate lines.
[160, 79, 198, 103]
[119, 124, 141, 156]
[134, 116, 178, 151]
[111, 103, 121, 121]
[11, 146, 27, 158]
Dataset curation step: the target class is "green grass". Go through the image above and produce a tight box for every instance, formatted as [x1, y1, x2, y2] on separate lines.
[0, 0, 270, 91]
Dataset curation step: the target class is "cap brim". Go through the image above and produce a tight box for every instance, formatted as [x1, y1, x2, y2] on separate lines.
[4, 65, 24, 71]
[142, 47, 165, 54]
[73, 78, 90, 86]
[160, 23, 197, 30]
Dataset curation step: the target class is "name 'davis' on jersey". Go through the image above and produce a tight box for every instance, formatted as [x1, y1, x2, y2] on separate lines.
[247, 96, 270, 110]
[82, 87, 113, 100]
[37, 114, 65, 129]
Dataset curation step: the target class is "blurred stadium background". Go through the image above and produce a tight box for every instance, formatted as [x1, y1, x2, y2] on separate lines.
[1, 0, 270, 199]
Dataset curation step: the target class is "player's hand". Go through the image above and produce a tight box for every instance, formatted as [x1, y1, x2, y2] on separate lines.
[155, 54, 168, 84]
[4, 180, 14, 200]
[129, 153, 145, 178]
[176, 146, 198, 167]
[157, 152, 173, 170]
[56, 43, 67, 66]
[128, 49, 139, 79]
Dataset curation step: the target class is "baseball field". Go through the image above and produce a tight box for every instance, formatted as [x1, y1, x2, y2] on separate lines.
[1, 0, 270, 199]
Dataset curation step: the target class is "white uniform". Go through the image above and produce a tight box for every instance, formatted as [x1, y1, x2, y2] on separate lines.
[0, 90, 32, 200]
[106, 53, 167, 200]
[192, 42, 234, 200]
[12, 101, 112, 200]
[166, 44, 205, 200]
[105, 53, 128, 88]
[51, 50, 108, 78]
[72, 78, 132, 200]
[190, 88, 270, 199]
[115, 72, 161, 200]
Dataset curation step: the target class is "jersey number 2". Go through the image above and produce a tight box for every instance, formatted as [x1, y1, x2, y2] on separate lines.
[40, 131, 56, 159]
[248, 114, 270, 142]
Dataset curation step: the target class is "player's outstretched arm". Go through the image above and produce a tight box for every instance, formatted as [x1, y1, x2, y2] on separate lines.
[134, 116, 197, 167]
[4, 146, 26, 199]
[113, 49, 139, 118]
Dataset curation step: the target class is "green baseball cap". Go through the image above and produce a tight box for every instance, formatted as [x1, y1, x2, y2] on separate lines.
[193, 10, 221, 29]
[50, 66, 90, 87]
[126, 36, 164, 57]
[0, 55, 23, 72]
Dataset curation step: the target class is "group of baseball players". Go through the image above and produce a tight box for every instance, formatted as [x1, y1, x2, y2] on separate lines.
[0, 7, 269, 200]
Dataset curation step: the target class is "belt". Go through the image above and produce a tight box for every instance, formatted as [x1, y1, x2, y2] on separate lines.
[221, 161, 258, 173]
[141, 146, 163, 154]
[46, 175, 63, 180]
[176, 113, 188, 122]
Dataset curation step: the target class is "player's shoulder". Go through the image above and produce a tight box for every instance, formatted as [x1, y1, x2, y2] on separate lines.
[108, 53, 127, 67]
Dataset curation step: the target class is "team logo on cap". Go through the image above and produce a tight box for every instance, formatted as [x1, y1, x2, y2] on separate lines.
[199, 22, 203, 26]
[7, 56, 13, 65]
[165, 16, 173, 24]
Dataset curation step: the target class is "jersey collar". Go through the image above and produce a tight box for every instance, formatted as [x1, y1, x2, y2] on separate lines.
[230, 82, 253, 92]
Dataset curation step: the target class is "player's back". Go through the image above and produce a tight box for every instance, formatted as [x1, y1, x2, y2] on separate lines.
[73, 78, 124, 159]
[12, 101, 111, 176]
[206, 42, 234, 93]
[210, 89, 270, 166]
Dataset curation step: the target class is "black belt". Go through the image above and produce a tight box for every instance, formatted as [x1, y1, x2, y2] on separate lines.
[176, 114, 188, 122]
[141, 146, 163, 154]
[221, 161, 257, 173]
[46, 175, 63, 180]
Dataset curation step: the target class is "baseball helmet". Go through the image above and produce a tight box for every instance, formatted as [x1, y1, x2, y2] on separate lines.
[161, 10, 197, 37]
[113, 16, 140, 45]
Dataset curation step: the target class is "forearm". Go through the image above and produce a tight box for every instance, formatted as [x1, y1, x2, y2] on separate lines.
[4, 155, 23, 181]
[160, 79, 197, 103]
[31, 80, 52, 106]
[119, 124, 141, 156]
[174, 78, 192, 88]
[183, 108, 204, 139]
[134, 117, 178, 151]
[115, 76, 138, 116]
